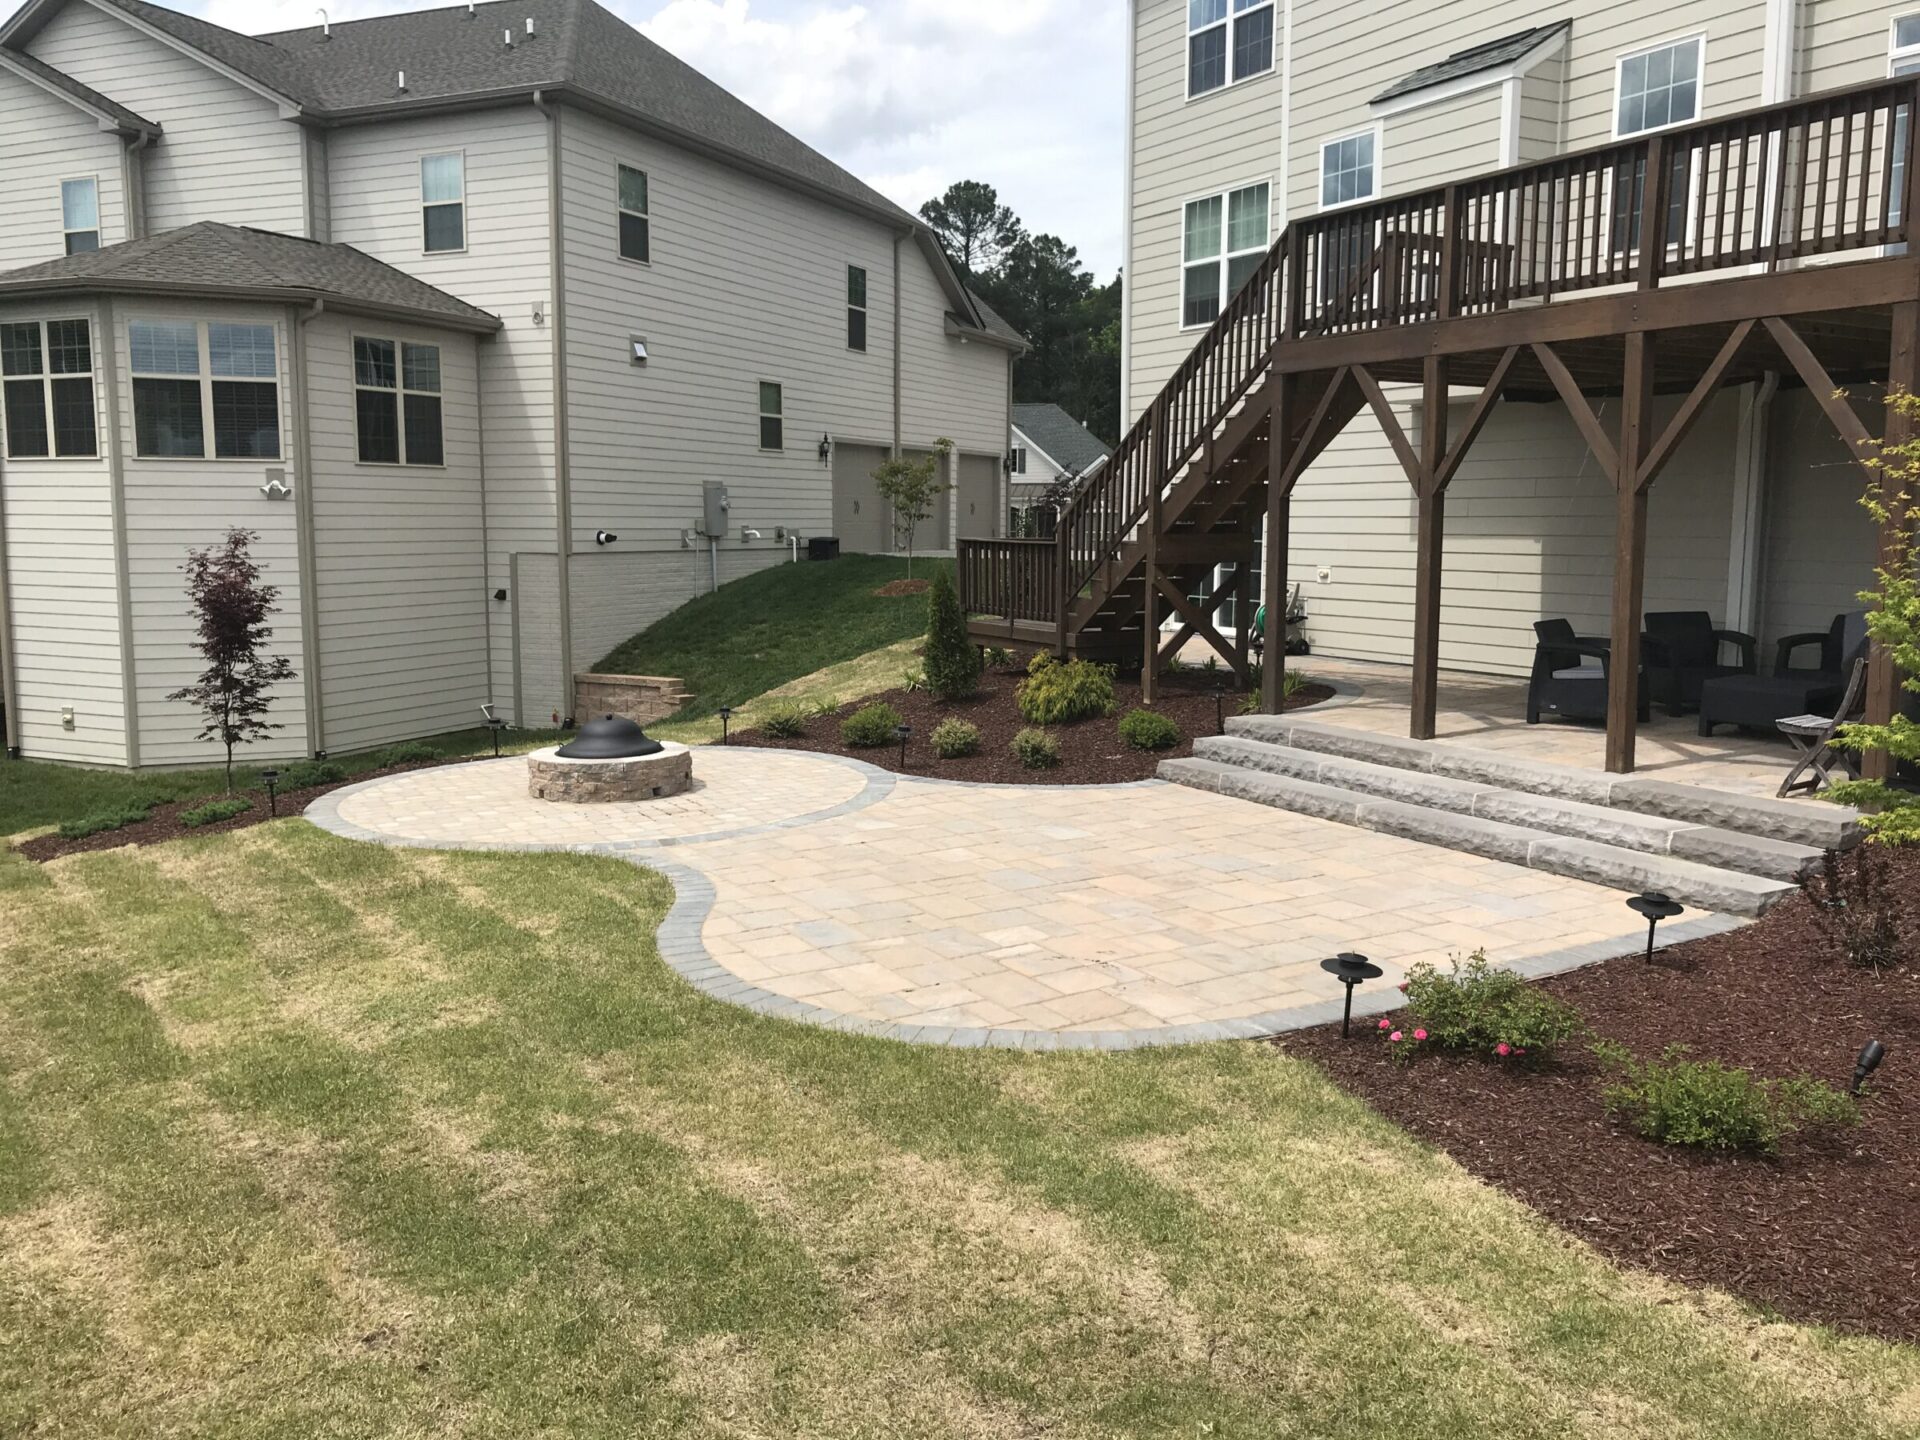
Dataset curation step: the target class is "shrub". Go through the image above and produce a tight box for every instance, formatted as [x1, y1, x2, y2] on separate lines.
[1011, 727, 1061, 770]
[1017, 657, 1115, 725]
[984, 646, 1015, 670]
[374, 741, 439, 769]
[1388, 951, 1585, 1062]
[1237, 666, 1314, 714]
[1594, 1043, 1859, 1155]
[923, 568, 982, 700]
[901, 667, 928, 693]
[1806, 846, 1900, 969]
[842, 702, 903, 749]
[58, 803, 154, 840]
[279, 759, 348, 789]
[758, 701, 810, 739]
[931, 717, 981, 759]
[1118, 708, 1181, 751]
[181, 797, 253, 829]
[808, 697, 841, 718]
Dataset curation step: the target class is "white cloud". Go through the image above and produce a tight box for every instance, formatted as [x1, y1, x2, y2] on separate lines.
[0, 0, 1127, 272]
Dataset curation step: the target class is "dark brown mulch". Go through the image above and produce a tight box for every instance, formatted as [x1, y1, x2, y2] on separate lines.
[1284, 847, 1920, 1343]
[13, 757, 490, 863]
[731, 656, 1336, 784]
[873, 579, 932, 598]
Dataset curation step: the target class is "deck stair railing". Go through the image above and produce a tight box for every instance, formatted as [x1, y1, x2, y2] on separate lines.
[960, 74, 1920, 638]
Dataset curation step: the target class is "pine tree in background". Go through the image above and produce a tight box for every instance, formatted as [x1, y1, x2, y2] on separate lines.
[923, 566, 982, 701]
[168, 528, 296, 793]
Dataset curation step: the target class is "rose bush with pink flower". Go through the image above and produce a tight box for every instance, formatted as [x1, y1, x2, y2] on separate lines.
[1380, 951, 1584, 1064]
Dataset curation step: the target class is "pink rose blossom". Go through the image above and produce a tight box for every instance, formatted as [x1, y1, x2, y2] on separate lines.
[1495, 1042, 1512, 1057]
[1413, 1029, 1428, 1041]
[1378, 1018, 1392, 1031]
[1389, 1031, 1404, 1043]
[1397, 983, 1410, 993]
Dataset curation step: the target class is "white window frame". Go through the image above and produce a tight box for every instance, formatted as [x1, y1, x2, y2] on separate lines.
[0, 317, 97, 460]
[351, 334, 446, 468]
[1610, 34, 1706, 141]
[1179, 178, 1273, 332]
[420, 151, 467, 255]
[758, 380, 784, 452]
[1186, 0, 1277, 102]
[1892, 13, 1920, 68]
[1010, 445, 1027, 475]
[60, 176, 99, 255]
[129, 318, 282, 462]
[1887, 17, 1920, 232]
[617, 163, 650, 265]
[1317, 127, 1382, 212]
[847, 264, 868, 352]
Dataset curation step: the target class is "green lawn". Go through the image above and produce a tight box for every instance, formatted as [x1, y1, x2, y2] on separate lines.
[1, 827, 1916, 1437]
[593, 554, 944, 721]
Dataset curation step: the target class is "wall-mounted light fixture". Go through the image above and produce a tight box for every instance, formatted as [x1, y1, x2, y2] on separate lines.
[595, 529, 618, 547]
[818, 433, 832, 467]
[493, 588, 508, 602]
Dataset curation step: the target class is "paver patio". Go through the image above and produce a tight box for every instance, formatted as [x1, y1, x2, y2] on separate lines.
[310, 741, 1744, 1047]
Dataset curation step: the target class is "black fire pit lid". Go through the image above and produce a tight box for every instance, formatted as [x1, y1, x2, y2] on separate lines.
[556, 714, 665, 760]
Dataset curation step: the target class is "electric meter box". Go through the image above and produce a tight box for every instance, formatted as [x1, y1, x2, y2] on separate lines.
[702, 481, 731, 537]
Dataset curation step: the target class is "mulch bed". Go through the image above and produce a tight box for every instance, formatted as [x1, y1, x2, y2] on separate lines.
[1284, 847, 1920, 1343]
[12, 757, 491, 863]
[873, 579, 932, 598]
[731, 655, 1336, 784]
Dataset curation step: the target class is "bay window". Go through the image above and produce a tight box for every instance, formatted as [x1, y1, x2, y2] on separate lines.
[354, 336, 444, 466]
[130, 319, 281, 460]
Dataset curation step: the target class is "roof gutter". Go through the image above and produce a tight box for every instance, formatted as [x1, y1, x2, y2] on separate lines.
[120, 129, 153, 241]
[0, 280, 502, 335]
[533, 88, 577, 722]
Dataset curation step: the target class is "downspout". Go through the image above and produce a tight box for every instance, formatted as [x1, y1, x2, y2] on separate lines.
[291, 298, 327, 755]
[1120, 0, 1138, 426]
[0, 410, 17, 757]
[534, 89, 577, 720]
[1761, 0, 1801, 105]
[99, 297, 140, 768]
[474, 332, 495, 708]
[892, 230, 905, 458]
[120, 131, 152, 242]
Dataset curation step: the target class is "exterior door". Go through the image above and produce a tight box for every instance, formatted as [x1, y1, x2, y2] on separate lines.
[830, 442, 893, 554]
[955, 452, 1001, 540]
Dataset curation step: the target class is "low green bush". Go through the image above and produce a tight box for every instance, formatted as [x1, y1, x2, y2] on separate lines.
[58, 803, 154, 840]
[1386, 951, 1585, 1061]
[931, 717, 981, 759]
[901, 668, 929, 693]
[1594, 1043, 1859, 1154]
[1011, 728, 1061, 770]
[374, 741, 440, 769]
[180, 797, 253, 829]
[842, 703, 903, 749]
[279, 760, 348, 789]
[1118, 708, 1181, 752]
[983, 646, 1015, 670]
[759, 701, 810, 739]
[1017, 655, 1115, 726]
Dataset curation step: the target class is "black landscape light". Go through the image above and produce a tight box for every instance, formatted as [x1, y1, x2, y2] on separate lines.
[1627, 891, 1685, 962]
[895, 722, 912, 770]
[261, 768, 280, 817]
[1853, 1040, 1887, 1096]
[487, 715, 506, 757]
[1320, 952, 1383, 1039]
[719, 706, 733, 744]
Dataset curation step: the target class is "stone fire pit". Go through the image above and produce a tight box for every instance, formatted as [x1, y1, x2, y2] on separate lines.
[527, 714, 693, 804]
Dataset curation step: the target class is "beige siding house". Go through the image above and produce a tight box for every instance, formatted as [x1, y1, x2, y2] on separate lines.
[0, 0, 1021, 768]
[1123, 0, 1896, 678]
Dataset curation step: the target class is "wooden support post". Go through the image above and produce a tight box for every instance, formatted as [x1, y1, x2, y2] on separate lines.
[1411, 355, 1450, 739]
[1143, 399, 1166, 703]
[1607, 331, 1656, 774]
[1865, 300, 1920, 782]
[1262, 375, 1298, 712]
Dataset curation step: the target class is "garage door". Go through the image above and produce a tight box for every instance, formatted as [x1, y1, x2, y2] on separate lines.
[831, 443, 893, 554]
[955, 452, 1001, 540]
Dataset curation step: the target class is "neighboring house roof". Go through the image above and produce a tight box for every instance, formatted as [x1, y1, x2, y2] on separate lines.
[0, 222, 503, 333]
[1012, 404, 1112, 478]
[1372, 20, 1571, 105]
[0, 46, 159, 134]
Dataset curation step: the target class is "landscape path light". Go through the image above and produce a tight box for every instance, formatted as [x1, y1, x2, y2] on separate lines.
[895, 722, 912, 770]
[1627, 891, 1685, 962]
[719, 706, 733, 744]
[1320, 952, 1383, 1039]
[1853, 1040, 1887, 1096]
[261, 769, 280, 818]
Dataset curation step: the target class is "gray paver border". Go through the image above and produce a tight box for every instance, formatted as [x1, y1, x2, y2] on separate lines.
[305, 741, 1752, 1053]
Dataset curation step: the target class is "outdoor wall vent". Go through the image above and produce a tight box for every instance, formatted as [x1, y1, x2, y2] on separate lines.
[396, 69, 407, 93]
[630, 336, 649, 366]
[526, 17, 537, 38]
[317, 8, 330, 40]
[503, 27, 514, 47]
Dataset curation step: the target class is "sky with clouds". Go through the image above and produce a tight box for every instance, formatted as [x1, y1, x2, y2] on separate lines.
[0, 0, 1128, 274]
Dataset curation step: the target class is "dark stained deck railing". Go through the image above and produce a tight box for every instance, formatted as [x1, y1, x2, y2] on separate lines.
[960, 74, 1920, 632]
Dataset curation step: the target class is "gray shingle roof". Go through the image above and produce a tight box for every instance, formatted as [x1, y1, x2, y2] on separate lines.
[0, 47, 159, 132]
[1013, 404, 1112, 477]
[964, 290, 1028, 350]
[0, 222, 502, 331]
[1372, 21, 1570, 105]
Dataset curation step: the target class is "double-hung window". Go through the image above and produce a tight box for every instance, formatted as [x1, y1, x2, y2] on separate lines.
[1182, 181, 1269, 328]
[422, 153, 465, 253]
[1320, 132, 1378, 209]
[1, 320, 96, 458]
[847, 265, 868, 351]
[354, 337, 445, 466]
[1610, 37, 1704, 253]
[1890, 18, 1920, 227]
[1010, 446, 1027, 476]
[618, 165, 650, 263]
[130, 320, 280, 459]
[61, 178, 99, 255]
[758, 382, 783, 451]
[1188, 0, 1274, 98]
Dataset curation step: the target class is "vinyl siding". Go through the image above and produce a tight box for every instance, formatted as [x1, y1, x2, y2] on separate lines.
[1759, 386, 1880, 651]
[897, 244, 1012, 460]
[1801, 0, 1902, 94]
[24, 0, 306, 237]
[327, 105, 554, 724]
[0, 297, 125, 764]
[302, 310, 490, 754]
[1517, 55, 1567, 161]
[0, 67, 130, 269]
[1377, 89, 1505, 202]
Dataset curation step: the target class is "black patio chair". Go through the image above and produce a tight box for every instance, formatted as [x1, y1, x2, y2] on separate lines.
[1527, 620, 1650, 726]
[1698, 612, 1869, 738]
[1641, 611, 1757, 718]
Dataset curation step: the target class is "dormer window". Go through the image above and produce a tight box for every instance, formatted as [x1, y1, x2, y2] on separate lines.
[61, 178, 99, 255]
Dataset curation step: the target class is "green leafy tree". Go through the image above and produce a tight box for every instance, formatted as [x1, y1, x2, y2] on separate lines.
[873, 438, 954, 578]
[919, 180, 1025, 275]
[1831, 388, 1920, 841]
[923, 567, 981, 700]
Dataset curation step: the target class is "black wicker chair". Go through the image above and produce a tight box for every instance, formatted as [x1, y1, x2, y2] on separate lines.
[1641, 611, 1757, 717]
[1698, 612, 1868, 738]
[1527, 620, 1650, 726]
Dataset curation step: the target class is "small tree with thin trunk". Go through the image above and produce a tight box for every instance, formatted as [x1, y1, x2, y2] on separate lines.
[168, 528, 296, 793]
[874, 437, 954, 579]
